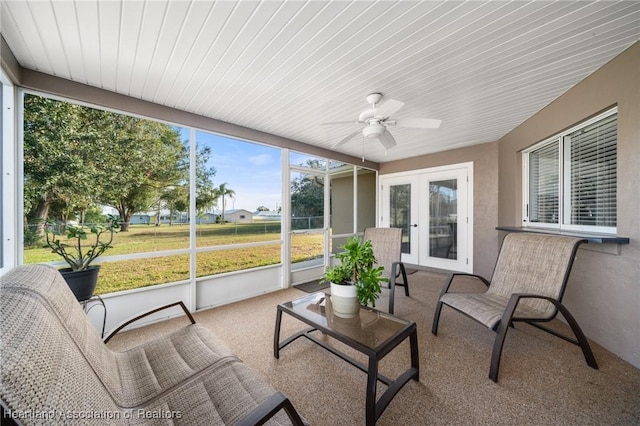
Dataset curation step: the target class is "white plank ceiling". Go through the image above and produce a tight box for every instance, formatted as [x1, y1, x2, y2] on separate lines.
[2, 0, 639, 163]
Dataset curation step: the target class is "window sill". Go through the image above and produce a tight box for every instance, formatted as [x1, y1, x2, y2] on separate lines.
[495, 226, 630, 244]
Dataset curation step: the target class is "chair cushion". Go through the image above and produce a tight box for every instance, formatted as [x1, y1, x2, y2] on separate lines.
[487, 233, 582, 318]
[133, 360, 293, 425]
[114, 324, 238, 407]
[439, 233, 583, 330]
[0, 264, 299, 425]
[364, 227, 402, 280]
[0, 265, 125, 421]
[441, 292, 549, 330]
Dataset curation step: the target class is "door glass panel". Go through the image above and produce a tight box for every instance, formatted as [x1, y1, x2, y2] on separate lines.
[290, 171, 325, 270]
[390, 184, 411, 254]
[429, 179, 457, 260]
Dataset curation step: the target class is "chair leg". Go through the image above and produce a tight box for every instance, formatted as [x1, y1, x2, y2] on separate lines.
[388, 264, 397, 315]
[431, 301, 444, 335]
[489, 320, 510, 382]
[432, 273, 458, 336]
[554, 302, 599, 370]
[399, 263, 409, 296]
[489, 294, 522, 382]
[389, 262, 409, 314]
[491, 294, 598, 383]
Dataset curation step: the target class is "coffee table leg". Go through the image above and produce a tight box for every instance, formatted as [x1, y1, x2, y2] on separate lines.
[274, 307, 283, 359]
[366, 357, 378, 426]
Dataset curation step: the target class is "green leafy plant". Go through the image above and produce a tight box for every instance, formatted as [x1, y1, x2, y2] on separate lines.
[44, 215, 120, 271]
[321, 262, 352, 285]
[355, 265, 385, 308]
[322, 236, 388, 307]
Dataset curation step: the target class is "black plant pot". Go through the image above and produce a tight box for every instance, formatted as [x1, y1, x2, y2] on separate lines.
[59, 265, 100, 302]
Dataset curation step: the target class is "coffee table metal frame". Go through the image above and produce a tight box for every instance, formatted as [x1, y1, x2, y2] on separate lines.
[274, 292, 419, 425]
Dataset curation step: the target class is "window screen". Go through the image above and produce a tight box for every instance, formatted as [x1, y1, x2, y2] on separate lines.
[529, 140, 559, 224]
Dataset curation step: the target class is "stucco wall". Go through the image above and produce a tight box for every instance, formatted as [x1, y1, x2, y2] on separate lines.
[357, 170, 377, 232]
[330, 169, 377, 237]
[497, 42, 640, 369]
[331, 175, 355, 236]
[379, 141, 499, 279]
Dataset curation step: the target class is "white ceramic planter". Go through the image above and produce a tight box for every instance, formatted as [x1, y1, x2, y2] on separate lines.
[330, 282, 360, 318]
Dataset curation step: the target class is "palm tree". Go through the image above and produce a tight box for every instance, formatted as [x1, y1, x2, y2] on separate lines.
[216, 182, 236, 224]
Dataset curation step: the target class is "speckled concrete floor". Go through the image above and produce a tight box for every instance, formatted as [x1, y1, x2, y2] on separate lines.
[108, 271, 640, 425]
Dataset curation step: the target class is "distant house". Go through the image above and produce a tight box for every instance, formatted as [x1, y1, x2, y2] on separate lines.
[197, 213, 218, 224]
[130, 213, 154, 225]
[131, 210, 187, 225]
[254, 211, 281, 221]
[206, 209, 254, 224]
[222, 209, 254, 224]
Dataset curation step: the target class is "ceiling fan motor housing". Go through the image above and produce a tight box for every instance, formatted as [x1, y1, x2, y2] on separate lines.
[366, 92, 383, 105]
[362, 122, 385, 138]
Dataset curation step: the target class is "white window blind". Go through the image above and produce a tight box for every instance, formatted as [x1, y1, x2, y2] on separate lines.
[565, 113, 617, 227]
[529, 141, 559, 224]
[523, 107, 617, 233]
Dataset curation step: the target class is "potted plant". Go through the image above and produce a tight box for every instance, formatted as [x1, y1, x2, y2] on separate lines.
[322, 236, 387, 318]
[44, 214, 120, 302]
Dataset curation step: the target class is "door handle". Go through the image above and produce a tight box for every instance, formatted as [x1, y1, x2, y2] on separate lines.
[411, 224, 418, 227]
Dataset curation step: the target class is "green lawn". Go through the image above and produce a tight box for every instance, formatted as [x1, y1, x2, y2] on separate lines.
[24, 223, 324, 294]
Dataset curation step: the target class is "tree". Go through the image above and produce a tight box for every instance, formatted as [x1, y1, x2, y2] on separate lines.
[23, 94, 224, 239]
[256, 206, 269, 212]
[195, 145, 218, 214]
[290, 173, 324, 218]
[161, 185, 189, 224]
[158, 144, 217, 224]
[23, 94, 190, 233]
[290, 159, 325, 219]
[216, 183, 236, 224]
[80, 109, 187, 231]
[23, 95, 94, 235]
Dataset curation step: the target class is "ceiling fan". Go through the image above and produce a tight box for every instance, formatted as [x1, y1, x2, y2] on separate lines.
[321, 93, 441, 150]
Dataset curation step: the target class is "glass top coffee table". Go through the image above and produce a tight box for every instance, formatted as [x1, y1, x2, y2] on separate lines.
[274, 292, 419, 425]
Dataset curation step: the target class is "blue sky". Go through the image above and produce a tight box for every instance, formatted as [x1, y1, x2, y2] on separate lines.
[176, 128, 330, 213]
[194, 131, 282, 212]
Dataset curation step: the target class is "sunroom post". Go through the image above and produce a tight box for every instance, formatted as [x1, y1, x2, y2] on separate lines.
[188, 127, 197, 311]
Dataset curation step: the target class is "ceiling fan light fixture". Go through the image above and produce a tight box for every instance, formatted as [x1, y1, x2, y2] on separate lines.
[362, 123, 385, 139]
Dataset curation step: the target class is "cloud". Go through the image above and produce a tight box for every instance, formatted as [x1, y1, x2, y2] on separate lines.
[248, 153, 271, 166]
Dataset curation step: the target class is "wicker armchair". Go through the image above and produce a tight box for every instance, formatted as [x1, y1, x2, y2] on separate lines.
[0, 264, 304, 425]
[363, 227, 409, 314]
[431, 232, 598, 382]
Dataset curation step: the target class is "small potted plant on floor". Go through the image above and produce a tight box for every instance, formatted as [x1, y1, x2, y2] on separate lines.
[44, 214, 120, 301]
[322, 235, 387, 318]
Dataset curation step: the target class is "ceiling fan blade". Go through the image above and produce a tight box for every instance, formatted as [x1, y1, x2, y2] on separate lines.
[375, 98, 404, 118]
[393, 118, 442, 128]
[377, 129, 397, 149]
[332, 130, 361, 148]
[321, 121, 362, 126]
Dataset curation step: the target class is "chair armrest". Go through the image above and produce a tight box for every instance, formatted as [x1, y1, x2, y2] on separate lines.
[104, 301, 195, 343]
[438, 272, 490, 299]
[236, 391, 305, 426]
[450, 272, 490, 287]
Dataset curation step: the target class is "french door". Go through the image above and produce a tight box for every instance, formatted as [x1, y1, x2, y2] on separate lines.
[380, 163, 472, 273]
